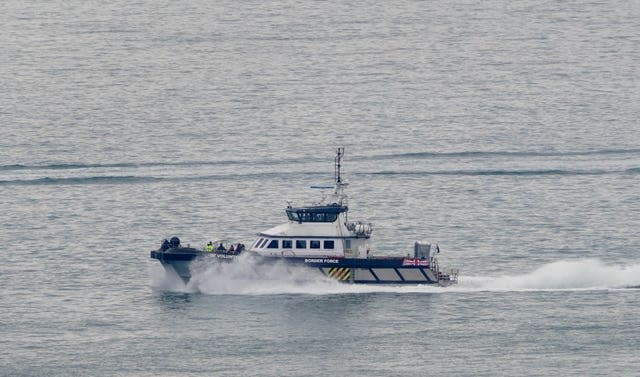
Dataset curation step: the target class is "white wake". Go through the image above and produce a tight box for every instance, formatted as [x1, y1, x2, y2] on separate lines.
[459, 258, 640, 291]
[150, 257, 640, 295]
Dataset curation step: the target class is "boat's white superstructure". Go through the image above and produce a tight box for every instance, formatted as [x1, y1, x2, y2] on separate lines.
[249, 148, 373, 259]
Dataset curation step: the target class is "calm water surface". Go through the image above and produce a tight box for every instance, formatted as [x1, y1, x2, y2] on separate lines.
[2, 1, 639, 376]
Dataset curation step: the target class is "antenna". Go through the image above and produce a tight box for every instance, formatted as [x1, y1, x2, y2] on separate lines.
[335, 147, 344, 184]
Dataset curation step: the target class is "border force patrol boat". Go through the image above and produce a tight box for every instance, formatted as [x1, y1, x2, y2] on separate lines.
[151, 148, 458, 286]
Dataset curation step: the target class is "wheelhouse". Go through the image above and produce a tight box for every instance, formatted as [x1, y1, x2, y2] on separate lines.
[286, 204, 347, 223]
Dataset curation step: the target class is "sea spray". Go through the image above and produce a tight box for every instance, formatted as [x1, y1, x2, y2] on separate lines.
[188, 254, 344, 295]
[153, 257, 640, 295]
[462, 259, 640, 291]
[150, 263, 194, 293]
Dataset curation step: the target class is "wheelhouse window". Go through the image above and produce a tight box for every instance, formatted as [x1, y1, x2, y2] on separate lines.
[259, 238, 269, 248]
[286, 206, 346, 223]
[295, 240, 306, 249]
[282, 240, 292, 249]
[254, 238, 264, 248]
[267, 240, 279, 249]
[324, 240, 334, 249]
[298, 212, 338, 222]
[310, 240, 321, 249]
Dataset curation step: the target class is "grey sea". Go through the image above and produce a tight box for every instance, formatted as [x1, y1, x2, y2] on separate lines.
[2, 0, 639, 376]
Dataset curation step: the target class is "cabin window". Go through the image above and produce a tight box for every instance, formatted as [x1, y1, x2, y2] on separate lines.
[310, 240, 321, 249]
[324, 240, 334, 249]
[296, 212, 339, 222]
[285, 207, 343, 223]
[282, 240, 292, 249]
[295, 240, 306, 249]
[254, 238, 264, 248]
[267, 240, 279, 249]
[259, 238, 269, 248]
[345, 239, 351, 249]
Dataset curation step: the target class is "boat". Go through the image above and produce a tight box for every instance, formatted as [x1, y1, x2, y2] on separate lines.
[150, 148, 458, 286]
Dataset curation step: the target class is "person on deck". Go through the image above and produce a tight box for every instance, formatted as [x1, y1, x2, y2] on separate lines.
[216, 243, 226, 252]
[206, 241, 214, 253]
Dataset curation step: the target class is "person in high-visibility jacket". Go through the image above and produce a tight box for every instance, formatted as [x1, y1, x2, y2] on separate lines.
[206, 241, 214, 253]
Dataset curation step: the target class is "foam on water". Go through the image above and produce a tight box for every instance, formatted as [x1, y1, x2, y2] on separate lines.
[151, 257, 640, 296]
[459, 259, 640, 291]
[150, 264, 191, 292]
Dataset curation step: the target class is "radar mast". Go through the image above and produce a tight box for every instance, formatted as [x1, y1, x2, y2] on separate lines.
[333, 147, 348, 205]
[335, 147, 344, 184]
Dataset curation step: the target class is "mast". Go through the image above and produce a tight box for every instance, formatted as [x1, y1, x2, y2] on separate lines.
[332, 147, 348, 206]
[334, 147, 344, 184]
